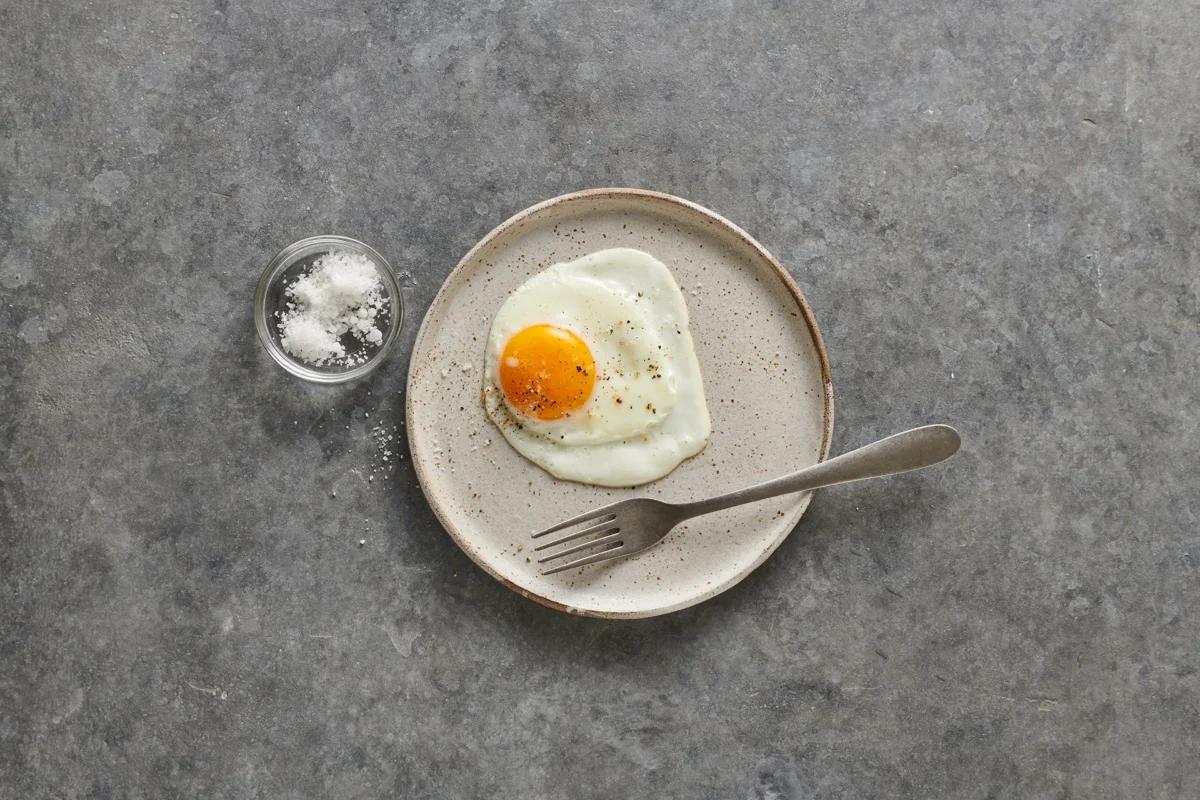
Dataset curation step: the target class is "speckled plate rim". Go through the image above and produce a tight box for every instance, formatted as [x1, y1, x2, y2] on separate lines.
[406, 188, 834, 618]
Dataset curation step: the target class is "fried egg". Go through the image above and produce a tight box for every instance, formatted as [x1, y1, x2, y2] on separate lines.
[483, 248, 710, 486]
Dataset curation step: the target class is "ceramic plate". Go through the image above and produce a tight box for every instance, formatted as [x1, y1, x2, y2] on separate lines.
[406, 189, 833, 617]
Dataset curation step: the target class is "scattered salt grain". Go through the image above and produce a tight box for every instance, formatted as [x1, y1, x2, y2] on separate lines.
[278, 249, 386, 366]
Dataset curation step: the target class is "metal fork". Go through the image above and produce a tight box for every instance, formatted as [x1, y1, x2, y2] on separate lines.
[532, 424, 961, 575]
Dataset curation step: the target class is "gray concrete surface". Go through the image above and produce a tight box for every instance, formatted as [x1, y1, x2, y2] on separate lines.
[2, 1, 1198, 797]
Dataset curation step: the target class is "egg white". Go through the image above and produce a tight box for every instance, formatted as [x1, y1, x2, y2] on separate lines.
[483, 248, 711, 487]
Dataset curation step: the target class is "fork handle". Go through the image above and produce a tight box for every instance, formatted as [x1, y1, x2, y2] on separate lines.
[679, 425, 961, 518]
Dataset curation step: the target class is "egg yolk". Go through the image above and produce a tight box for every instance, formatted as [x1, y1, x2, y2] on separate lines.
[499, 324, 596, 420]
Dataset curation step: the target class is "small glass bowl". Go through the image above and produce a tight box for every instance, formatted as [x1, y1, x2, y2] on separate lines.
[254, 235, 403, 384]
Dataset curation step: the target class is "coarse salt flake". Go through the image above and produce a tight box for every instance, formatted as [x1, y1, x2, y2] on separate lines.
[278, 249, 386, 366]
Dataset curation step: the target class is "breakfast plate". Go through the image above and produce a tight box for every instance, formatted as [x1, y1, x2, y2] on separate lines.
[406, 188, 833, 617]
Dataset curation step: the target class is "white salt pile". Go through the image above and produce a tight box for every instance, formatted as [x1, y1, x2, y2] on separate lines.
[277, 249, 386, 366]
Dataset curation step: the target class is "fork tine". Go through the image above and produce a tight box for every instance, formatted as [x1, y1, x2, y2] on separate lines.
[541, 542, 630, 575]
[532, 519, 622, 552]
[530, 506, 619, 539]
[536, 530, 622, 563]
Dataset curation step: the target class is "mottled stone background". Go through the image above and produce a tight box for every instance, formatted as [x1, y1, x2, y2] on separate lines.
[2, 1, 1198, 798]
